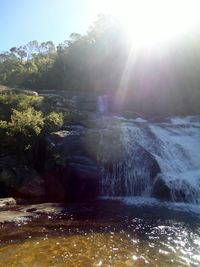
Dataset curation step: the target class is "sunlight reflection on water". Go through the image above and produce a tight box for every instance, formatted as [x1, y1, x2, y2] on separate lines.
[0, 200, 200, 267]
[0, 222, 199, 267]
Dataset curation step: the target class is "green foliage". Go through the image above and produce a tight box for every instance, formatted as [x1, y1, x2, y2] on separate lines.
[44, 112, 64, 132]
[0, 120, 8, 128]
[9, 108, 44, 136]
[0, 93, 63, 158]
[0, 93, 43, 120]
[0, 15, 200, 116]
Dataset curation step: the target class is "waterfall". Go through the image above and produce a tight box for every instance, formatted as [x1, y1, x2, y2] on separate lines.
[97, 95, 109, 115]
[98, 116, 200, 204]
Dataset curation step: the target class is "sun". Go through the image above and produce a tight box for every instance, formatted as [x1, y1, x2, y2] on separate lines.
[90, 0, 200, 50]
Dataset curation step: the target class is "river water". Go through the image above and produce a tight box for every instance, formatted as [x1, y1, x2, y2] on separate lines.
[1, 115, 200, 266]
[97, 115, 200, 203]
[0, 199, 199, 267]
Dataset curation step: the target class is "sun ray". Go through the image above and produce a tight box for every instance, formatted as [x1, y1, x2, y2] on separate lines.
[90, 0, 200, 50]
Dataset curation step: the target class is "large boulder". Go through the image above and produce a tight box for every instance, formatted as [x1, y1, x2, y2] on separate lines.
[43, 156, 100, 202]
[0, 157, 45, 199]
[152, 176, 172, 201]
[45, 129, 85, 168]
[44, 129, 100, 202]
[152, 175, 200, 203]
[16, 174, 45, 199]
[45, 125, 162, 198]
[0, 197, 16, 208]
[67, 157, 100, 201]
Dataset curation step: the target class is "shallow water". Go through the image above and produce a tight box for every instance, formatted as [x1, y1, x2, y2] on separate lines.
[0, 200, 200, 267]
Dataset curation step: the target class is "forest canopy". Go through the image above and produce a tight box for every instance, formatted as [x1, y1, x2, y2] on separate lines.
[1, 14, 200, 117]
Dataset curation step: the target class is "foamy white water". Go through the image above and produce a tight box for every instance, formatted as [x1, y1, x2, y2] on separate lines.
[98, 115, 200, 204]
[97, 95, 109, 114]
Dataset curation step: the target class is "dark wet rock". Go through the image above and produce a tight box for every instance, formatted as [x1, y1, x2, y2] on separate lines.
[98, 135, 161, 196]
[152, 176, 200, 203]
[67, 160, 100, 202]
[121, 110, 145, 120]
[46, 125, 161, 198]
[44, 128, 101, 202]
[170, 179, 200, 203]
[16, 174, 45, 198]
[19, 203, 64, 215]
[45, 130, 85, 168]
[44, 159, 100, 202]
[62, 125, 85, 132]
[152, 177, 172, 201]
[0, 157, 45, 199]
[26, 208, 37, 212]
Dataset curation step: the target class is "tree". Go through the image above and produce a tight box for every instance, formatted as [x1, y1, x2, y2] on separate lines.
[0, 15, 200, 116]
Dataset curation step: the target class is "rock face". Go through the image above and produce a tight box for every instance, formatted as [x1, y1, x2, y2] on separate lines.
[99, 134, 161, 196]
[0, 127, 101, 203]
[44, 160, 100, 202]
[0, 85, 38, 95]
[0, 157, 45, 199]
[38, 89, 99, 112]
[67, 158, 100, 201]
[44, 119, 162, 200]
[152, 176, 172, 201]
[16, 174, 45, 199]
[44, 129, 100, 202]
[152, 176, 200, 203]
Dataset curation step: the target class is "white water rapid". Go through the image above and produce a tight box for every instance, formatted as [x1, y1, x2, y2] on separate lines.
[98, 116, 200, 204]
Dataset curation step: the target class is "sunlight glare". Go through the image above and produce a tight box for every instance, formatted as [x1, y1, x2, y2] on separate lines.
[90, 0, 200, 49]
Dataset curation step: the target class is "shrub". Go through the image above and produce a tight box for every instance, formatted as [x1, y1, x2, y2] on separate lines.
[44, 112, 64, 132]
[0, 92, 64, 159]
[0, 120, 8, 129]
[9, 108, 44, 136]
[0, 92, 43, 120]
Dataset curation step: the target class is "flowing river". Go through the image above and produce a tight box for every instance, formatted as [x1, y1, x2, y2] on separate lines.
[0, 199, 200, 267]
[0, 115, 200, 266]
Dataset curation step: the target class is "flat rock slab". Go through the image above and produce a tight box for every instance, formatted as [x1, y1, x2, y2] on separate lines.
[0, 202, 65, 223]
[0, 211, 33, 223]
[0, 198, 16, 208]
[19, 203, 64, 215]
[0, 203, 90, 223]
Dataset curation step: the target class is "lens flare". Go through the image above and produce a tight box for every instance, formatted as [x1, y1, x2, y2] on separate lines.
[90, 0, 200, 49]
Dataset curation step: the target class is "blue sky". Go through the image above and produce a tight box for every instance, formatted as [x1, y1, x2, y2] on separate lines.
[0, 0, 103, 51]
[1, 0, 200, 52]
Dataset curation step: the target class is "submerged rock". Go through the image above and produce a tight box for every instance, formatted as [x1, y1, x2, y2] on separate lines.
[19, 203, 64, 215]
[0, 211, 34, 223]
